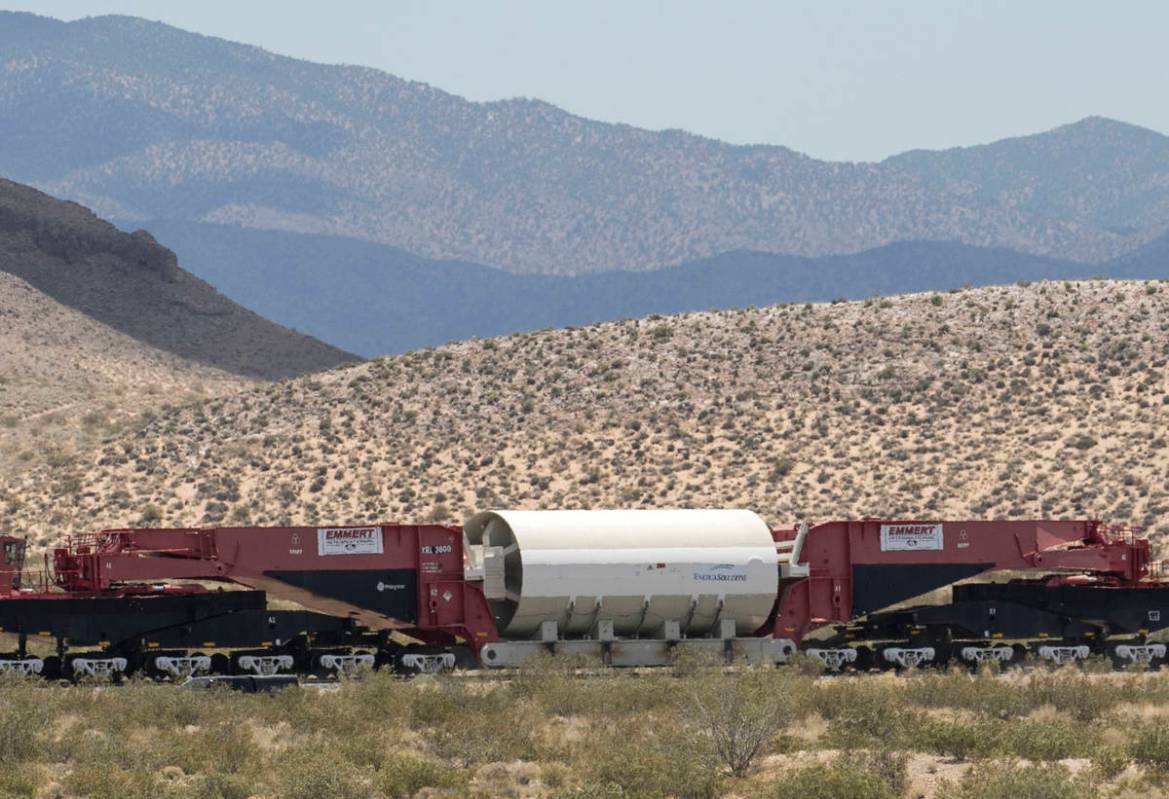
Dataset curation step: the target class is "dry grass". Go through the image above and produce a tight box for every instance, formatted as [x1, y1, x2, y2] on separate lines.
[3, 278, 1169, 549]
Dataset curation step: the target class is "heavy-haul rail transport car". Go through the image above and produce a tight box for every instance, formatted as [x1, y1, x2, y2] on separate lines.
[0, 509, 1166, 680]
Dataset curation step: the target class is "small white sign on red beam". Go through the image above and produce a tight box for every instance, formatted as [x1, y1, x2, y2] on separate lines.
[879, 523, 944, 552]
[317, 526, 384, 556]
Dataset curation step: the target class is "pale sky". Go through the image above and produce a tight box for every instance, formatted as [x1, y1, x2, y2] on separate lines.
[4, 0, 1167, 162]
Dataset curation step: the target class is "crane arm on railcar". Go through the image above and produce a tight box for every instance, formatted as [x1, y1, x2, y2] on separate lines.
[773, 519, 1150, 643]
[51, 524, 498, 651]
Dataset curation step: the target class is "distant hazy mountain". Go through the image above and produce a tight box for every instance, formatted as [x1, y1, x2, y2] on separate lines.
[0, 178, 354, 378]
[3, 12, 1168, 276]
[1108, 229, 1169, 277]
[145, 220, 1156, 357]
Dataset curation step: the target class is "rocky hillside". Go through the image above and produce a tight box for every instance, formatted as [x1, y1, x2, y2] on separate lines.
[0, 178, 354, 379]
[3, 12, 1167, 274]
[4, 280, 1169, 550]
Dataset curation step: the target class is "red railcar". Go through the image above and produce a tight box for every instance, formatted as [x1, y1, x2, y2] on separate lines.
[1, 512, 1166, 679]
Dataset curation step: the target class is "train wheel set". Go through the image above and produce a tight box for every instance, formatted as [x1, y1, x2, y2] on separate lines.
[1, 510, 1167, 682]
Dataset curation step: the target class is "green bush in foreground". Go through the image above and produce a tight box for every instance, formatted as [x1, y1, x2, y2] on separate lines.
[759, 757, 899, 799]
[685, 666, 795, 776]
[375, 751, 467, 798]
[941, 760, 1093, 799]
[577, 725, 723, 799]
[1130, 721, 1169, 774]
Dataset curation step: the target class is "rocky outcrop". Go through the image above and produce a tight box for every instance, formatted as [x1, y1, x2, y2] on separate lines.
[0, 178, 355, 379]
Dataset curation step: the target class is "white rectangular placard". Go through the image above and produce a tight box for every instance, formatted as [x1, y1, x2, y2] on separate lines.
[317, 526, 384, 556]
[879, 523, 943, 552]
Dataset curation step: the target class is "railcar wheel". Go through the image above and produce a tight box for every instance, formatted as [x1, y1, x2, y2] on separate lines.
[40, 656, 61, 680]
[311, 649, 376, 678]
[853, 646, 876, 672]
[394, 645, 474, 674]
[1109, 641, 1167, 671]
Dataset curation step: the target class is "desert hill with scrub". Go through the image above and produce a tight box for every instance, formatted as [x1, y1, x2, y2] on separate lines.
[0, 177, 354, 380]
[4, 279, 1169, 548]
[0, 271, 250, 473]
[0, 176, 357, 477]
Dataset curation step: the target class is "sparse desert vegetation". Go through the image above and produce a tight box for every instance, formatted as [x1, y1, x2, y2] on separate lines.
[5, 279, 1169, 551]
[3, 658, 1169, 798]
[0, 272, 251, 476]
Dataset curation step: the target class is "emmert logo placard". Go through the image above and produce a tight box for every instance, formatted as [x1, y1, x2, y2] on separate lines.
[879, 523, 943, 552]
[318, 526, 384, 556]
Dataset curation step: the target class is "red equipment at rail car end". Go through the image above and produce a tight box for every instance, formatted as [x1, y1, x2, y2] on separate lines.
[0, 510, 1166, 680]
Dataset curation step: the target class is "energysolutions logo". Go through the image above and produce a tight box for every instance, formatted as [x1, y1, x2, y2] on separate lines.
[317, 526, 384, 556]
[694, 563, 749, 582]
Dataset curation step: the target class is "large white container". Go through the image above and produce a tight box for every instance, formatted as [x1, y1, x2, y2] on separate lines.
[463, 509, 779, 639]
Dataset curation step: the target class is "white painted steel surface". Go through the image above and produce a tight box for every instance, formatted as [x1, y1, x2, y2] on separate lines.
[0, 658, 43, 676]
[236, 655, 294, 675]
[478, 636, 795, 668]
[153, 655, 212, 678]
[463, 509, 779, 638]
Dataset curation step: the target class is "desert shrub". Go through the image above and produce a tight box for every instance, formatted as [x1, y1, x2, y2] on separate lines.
[846, 749, 908, 796]
[806, 676, 901, 724]
[570, 671, 680, 718]
[908, 668, 1018, 719]
[542, 762, 570, 789]
[375, 751, 465, 798]
[338, 669, 415, 720]
[910, 669, 1120, 723]
[63, 766, 156, 799]
[413, 679, 540, 765]
[1129, 722, 1169, 773]
[257, 677, 376, 735]
[552, 785, 632, 799]
[578, 723, 722, 799]
[148, 723, 258, 776]
[784, 652, 825, 677]
[273, 747, 369, 799]
[179, 773, 255, 799]
[515, 654, 678, 719]
[940, 760, 1091, 799]
[820, 687, 916, 749]
[0, 761, 40, 798]
[117, 682, 217, 729]
[911, 717, 994, 760]
[670, 646, 725, 678]
[513, 650, 608, 715]
[685, 666, 793, 776]
[1003, 718, 1091, 761]
[0, 682, 51, 763]
[52, 726, 136, 770]
[1090, 744, 1130, 781]
[760, 758, 898, 799]
[1018, 672, 1118, 722]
